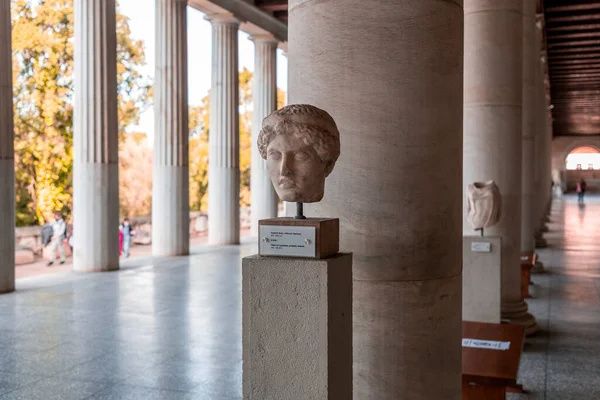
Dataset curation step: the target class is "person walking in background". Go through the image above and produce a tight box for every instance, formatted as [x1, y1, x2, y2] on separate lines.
[120, 218, 135, 258]
[47, 211, 67, 266]
[577, 177, 587, 203]
[67, 227, 74, 252]
[119, 225, 124, 256]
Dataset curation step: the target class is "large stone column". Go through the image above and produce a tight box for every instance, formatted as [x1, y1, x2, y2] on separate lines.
[208, 14, 240, 245]
[0, 0, 15, 293]
[521, 0, 537, 254]
[464, 0, 536, 334]
[535, 37, 552, 248]
[250, 35, 279, 234]
[73, 0, 119, 272]
[289, 1, 463, 398]
[534, 20, 549, 249]
[152, 0, 190, 256]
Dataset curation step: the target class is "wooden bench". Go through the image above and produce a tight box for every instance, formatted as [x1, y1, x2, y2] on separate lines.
[520, 251, 536, 298]
[462, 321, 525, 399]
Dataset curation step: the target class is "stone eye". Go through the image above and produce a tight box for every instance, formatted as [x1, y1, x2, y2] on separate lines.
[268, 150, 281, 161]
[295, 152, 309, 161]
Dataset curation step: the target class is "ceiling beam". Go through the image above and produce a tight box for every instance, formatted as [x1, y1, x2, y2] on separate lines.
[551, 72, 600, 77]
[256, 0, 287, 12]
[547, 13, 600, 23]
[551, 66, 600, 72]
[547, 23, 600, 32]
[546, 3, 600, 13]
[550, 52, 600, 59]
[550, 59, 600, 65]
[549, 39, 600, 47]
[549, 46, 600, 54]
[548, 31, 600, 40]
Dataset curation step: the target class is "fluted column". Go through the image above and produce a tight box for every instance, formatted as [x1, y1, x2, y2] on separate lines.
[73, 0, 119, 272]
[521, 0, 537, 254]
[152, 0, 189, 256]
[535, 34, 551, 248]
[532, 24, 547, 270]
[208, 14, 240, 245]
[0, 1, 15, 293]
[250, 34, 278, 234]
[290, 1, 463, 398]
[464, 0, 536, 334]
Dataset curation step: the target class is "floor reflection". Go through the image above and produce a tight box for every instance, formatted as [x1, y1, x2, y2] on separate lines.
[510, 194, 600, 399]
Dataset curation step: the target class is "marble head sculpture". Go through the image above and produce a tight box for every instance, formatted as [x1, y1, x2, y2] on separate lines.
[467, 180, 502, 230]
[258, 104, 341, 203]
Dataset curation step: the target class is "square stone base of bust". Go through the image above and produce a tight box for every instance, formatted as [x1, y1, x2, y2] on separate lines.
[463, 236, 502, 324]
[242, 253, 352, 400]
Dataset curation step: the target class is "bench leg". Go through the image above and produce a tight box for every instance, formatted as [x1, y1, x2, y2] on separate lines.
[507, 383, 527, 394]
[463, 382, 505, 400]
[521, 267, 532, 299]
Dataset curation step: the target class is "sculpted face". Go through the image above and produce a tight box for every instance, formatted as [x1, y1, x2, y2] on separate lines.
[258, 104, 341, 204]
[266, 134, 328, 203]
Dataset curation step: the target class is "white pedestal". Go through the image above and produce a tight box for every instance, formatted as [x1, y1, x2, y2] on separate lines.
[242, 253, 352, 400]
[463, 236, 502, 324]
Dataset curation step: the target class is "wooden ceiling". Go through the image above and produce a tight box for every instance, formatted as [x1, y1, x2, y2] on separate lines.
[248, 1, 600, 136]
[545, 0, 600, 135]
[254, 0, 288, 24]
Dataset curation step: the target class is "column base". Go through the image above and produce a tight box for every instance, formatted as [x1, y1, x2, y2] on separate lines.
[502, 300, 537, 336]
[535, 236, 548, 248]
[152, 165, 190, 257]
[0, 160, 15, 294]
[0, 285, 15, 295]
[532, 260, 544, 274]
[73, 163, 120, 273]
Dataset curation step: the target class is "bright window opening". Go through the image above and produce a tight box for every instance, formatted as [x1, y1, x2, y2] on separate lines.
[566, 146, 600, 170]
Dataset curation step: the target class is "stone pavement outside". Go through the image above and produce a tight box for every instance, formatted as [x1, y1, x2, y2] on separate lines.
[15, 230, 251, 280]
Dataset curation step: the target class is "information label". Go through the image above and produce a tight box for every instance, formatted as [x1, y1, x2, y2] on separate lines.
[462, 338, 510, 351]
[259, 225, 317, 258]
[471, 242, 492, 253]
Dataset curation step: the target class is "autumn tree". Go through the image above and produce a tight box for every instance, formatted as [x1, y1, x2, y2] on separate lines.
[10, 0, 150, 225]
[187, 67, 287, 213]
[119, 133, 152, 217]
[189, 94, 210, 212]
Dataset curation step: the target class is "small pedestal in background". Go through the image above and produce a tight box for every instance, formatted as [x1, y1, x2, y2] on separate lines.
[463, 236, 502, 323]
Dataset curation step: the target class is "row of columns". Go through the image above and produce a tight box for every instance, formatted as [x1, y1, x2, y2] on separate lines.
[290, 0, 553, 398]
[0, 0, 281, 287]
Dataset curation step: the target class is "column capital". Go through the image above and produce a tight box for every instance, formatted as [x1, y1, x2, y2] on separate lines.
[205, 12, 240, 26]
[249, 33, 279, 45]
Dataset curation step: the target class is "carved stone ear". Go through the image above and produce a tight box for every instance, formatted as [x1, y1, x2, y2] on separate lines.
[324, 162, 335, 177]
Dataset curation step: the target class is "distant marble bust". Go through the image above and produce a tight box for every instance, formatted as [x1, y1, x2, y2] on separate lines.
[467, 181, 502, 230]
[258, 104, 340, 203]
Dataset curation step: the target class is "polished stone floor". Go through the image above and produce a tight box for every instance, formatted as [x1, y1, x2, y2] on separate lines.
[510, 194, 600, 399]
[0, 244, 256, 399]
[1, 196, 600, 399]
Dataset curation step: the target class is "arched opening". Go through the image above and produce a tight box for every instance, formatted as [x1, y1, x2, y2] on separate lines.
[565, 146, 600, 193]
[566, 146, 600, 170]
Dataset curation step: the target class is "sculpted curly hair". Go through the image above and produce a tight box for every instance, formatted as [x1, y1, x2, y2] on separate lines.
[257, 104, 341, 176]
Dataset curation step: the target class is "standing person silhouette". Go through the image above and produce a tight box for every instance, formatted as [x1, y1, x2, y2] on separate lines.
[47, 211, 67, 266]
[577, 178, 587, 203]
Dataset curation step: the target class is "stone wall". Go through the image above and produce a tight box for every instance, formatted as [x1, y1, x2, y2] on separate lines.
[15, 208, 254, 255]
[566, 170, 600, 193]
